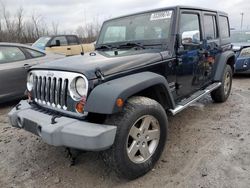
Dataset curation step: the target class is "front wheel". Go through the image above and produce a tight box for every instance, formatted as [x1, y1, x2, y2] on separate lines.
[211, 65, 233, 103]
[102, 97, 168, 180]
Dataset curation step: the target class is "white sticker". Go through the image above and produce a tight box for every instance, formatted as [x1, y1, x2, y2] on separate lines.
[150, 11, 172, 21]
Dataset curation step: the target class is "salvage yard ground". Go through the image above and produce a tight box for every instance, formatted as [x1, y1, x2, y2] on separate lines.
[0, 75, 250, 188]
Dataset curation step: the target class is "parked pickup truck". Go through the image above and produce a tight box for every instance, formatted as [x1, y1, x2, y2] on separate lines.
[32, 35, 95, 56]
[9, 6, 235, 180]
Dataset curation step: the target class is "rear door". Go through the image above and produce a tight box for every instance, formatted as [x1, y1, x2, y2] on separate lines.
[0, 46, 29, 100]
[202, 12, 221, 83]
[66, 35, 82, 55]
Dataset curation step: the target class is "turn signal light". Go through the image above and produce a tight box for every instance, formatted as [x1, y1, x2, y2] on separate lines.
[75, 97, 86, 113]
[76, 102, 84, 113]
[116, 98, 124, 108]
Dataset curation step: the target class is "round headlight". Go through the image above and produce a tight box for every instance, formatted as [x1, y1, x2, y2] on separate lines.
[75, 77, 86, 97]
[27, 73, 34, 91]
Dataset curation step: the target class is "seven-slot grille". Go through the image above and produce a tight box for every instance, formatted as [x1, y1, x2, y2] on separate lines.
[34, 76, 68, 110]
[30, 70, 85, 111]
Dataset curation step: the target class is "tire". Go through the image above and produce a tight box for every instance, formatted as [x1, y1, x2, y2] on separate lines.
[102, 96, 168, 180]
[211, 65, 233, 103]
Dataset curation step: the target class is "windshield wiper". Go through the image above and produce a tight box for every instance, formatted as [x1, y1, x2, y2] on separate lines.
[95, 44, 113, 50]
[117, 42, 146, 49]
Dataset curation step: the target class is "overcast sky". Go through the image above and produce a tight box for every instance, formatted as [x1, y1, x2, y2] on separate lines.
[1, 0, 249, 32]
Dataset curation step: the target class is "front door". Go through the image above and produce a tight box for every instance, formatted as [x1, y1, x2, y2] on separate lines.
[175, 10, 206, 99]
[0, 46, 28, 99]
[45, 36, 71, 56]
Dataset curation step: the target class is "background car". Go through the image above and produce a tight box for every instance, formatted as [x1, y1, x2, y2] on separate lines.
[231, 30, 250, 73]
[0, 43, 65, 103]
[32, 35, 95, 56]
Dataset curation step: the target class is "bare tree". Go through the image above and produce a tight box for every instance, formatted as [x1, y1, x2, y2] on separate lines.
[16, 7, 24, 42]
[51, 21, 59, 35]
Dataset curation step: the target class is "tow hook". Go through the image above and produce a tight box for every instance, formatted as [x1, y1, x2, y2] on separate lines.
[15, 104, 21, 110]
[51, 115, 61, 125]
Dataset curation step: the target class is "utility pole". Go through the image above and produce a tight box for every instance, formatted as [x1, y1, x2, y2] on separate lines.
[240, 12, 244, 31]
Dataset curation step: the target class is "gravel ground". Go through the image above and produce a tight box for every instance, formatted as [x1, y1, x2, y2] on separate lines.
[0, 75, 250, 188]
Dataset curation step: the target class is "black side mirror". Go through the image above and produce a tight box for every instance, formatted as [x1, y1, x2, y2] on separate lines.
[55, 40, 61, 47]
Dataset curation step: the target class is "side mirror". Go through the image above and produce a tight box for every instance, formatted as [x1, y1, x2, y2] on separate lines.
[181, 30, 201, 46]
[55, 40, 61, 47]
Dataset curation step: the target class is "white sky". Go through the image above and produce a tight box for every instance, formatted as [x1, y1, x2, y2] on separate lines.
[1, 0, 249, 32]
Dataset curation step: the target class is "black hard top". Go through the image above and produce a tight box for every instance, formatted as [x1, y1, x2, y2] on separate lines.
[105, 5, 228, 22]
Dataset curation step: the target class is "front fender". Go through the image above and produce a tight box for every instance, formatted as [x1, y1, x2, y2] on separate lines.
[84, 72, 175, 114]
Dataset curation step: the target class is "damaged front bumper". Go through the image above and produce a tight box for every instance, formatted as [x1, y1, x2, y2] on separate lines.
[8, 100, 117, 151]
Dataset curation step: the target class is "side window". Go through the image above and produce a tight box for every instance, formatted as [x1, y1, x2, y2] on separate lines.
[25, 48, 45, 58]
[204, 15, 218, 40]
[0, 46, 26, 64]
[219, 16, 230, 38]
[50, 36, 68, 46]
[67, 36, 79, 45]
[180, 13, 201, 45]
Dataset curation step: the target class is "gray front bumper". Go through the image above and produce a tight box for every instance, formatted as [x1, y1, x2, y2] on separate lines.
[8, 100, 117, 151]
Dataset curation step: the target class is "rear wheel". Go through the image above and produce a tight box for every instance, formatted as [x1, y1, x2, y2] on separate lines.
[211, 65, 233, 103]
[102, 97, 168, 180]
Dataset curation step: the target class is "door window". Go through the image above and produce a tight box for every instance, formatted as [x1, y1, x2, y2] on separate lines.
[204, 15, 218, 40]
[219, 16, 230, 38]
[67, 36, 79, 45]
[50, 36, 68, 46]
[180, 13, 201, 45]
[0, 46, 26, 64]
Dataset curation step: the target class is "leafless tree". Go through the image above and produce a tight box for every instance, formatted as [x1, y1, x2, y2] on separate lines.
[51, 21, 59, 35]
[0, 2, 102, 44]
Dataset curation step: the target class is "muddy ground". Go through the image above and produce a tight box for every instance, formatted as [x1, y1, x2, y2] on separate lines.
[0, 75, 250, 188]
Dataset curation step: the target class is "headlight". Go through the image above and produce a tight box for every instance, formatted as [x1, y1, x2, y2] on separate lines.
[69, 76, 88, 101]
[75, 77, 87, 96]
[27, 73, 34, 91]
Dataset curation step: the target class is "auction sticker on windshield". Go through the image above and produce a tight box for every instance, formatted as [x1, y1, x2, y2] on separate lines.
[150, 11, 172, 21]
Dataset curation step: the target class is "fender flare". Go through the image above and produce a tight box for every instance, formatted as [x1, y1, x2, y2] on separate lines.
[84, 72, 175, 114]
[213, 50, 235, 82]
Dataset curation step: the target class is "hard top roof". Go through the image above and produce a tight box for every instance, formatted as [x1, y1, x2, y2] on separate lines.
[104, 5, 228, 22]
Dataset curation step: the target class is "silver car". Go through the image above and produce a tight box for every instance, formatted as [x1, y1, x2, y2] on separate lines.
[0, 43, 64, 103]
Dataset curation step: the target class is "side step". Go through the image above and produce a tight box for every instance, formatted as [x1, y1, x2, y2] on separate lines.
[169, 82, 222, 115]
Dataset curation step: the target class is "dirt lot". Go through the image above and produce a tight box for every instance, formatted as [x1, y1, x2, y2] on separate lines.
[0, 75, 250, 188]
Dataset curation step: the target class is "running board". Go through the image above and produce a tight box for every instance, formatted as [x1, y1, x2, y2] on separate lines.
[169, 82, 222, 115]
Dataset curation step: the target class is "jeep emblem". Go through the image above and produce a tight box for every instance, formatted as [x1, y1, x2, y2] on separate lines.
[47, 72, 54, 77]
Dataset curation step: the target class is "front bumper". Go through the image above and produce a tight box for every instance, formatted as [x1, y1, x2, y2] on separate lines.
[8, 100, 117, 151]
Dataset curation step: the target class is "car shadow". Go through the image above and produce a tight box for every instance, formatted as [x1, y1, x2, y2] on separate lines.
[0, 99, 21, 109]
[234, 73, 250, 79]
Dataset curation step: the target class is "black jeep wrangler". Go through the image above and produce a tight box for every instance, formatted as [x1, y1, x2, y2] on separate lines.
[9, 6, 235, 179]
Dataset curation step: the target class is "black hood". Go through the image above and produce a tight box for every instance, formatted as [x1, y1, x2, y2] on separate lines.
[32, 49, 166, 79]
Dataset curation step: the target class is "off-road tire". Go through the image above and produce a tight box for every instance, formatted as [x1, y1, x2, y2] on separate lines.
[102, 96, 168, 180]
[211, 65, 233, 103]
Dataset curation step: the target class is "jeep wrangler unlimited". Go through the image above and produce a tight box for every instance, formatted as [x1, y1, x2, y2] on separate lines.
[9, 6, 235, 179]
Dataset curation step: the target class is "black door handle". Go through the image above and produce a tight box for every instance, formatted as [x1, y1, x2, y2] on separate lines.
[67, 48, 71, 50]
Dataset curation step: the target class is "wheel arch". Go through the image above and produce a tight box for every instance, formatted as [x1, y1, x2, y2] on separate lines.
[84, 72, 175, 114]
[213, 50, 235, 82]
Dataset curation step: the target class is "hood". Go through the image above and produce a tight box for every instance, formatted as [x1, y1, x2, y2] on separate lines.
[32, 49, 166, 80]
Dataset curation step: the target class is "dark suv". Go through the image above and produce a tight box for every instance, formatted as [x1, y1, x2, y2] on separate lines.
[9, 6, 235, 179]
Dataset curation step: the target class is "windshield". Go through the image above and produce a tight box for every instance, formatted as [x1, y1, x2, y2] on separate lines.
[231, 31, 250, 43]
[32, 37, 51, 50]
[97, 10, 173, 48]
